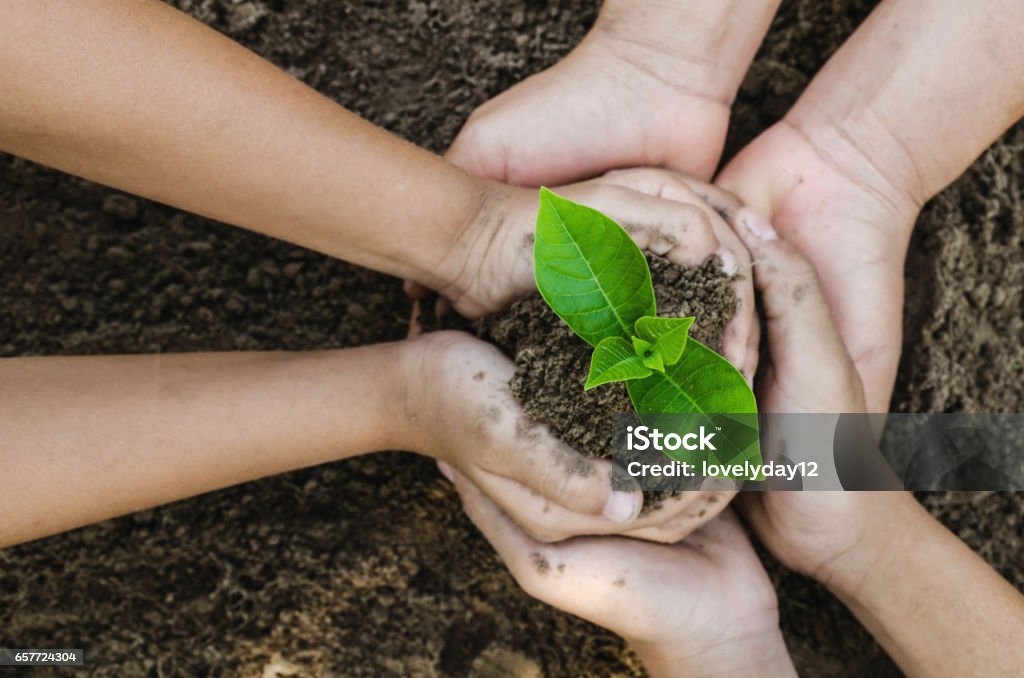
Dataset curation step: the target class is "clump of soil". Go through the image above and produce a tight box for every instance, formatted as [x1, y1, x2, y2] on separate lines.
[478, 255, 738, 460]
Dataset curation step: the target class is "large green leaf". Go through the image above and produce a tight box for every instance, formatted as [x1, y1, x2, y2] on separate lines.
[627, 338, 760, 469]
[534, 188, 656, 346]
[585, 337, 653, 390]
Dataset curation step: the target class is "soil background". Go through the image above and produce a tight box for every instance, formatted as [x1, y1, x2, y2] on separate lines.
[1, 1, 1021, 676]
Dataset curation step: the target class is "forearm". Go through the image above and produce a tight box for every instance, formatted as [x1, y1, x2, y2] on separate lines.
[637, 627, 796, 678]
[598, 0, 781, 105]
[0, 0, 485, 289]
[0, 344, 406, 547]
[825, 493, 1024, 676]
[786, 0, 1024, 208]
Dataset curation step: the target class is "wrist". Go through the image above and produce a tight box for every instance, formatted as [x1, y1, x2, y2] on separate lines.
[635, 626, 794, 678]
[815, 492, 929, 598]
[783, 103, 929, 217]
[595, 0, 780, 104]
[433, 181, 537, 317]
[313, 343, 410, 455]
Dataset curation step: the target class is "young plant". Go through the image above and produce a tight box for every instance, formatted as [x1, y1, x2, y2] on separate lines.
[534, 188, 761, 472]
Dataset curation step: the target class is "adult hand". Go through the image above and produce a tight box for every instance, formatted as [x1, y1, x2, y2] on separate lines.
[447, 0, 781, 187]
[445, 465, 796, 678]
[730, 207, 907, 582]
[718, 123, 920, 412]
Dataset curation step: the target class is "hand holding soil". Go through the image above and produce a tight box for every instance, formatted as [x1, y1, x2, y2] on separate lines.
[450, 471, 797, 678]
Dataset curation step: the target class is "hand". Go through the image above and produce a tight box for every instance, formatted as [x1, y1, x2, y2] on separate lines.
[446, 6, 731, 186]
[717, 121, 921, 412]
[730, 208, 912, 583]
[400, 331, 737, 544]
[446, 466, 796, 678]
[431, 168, 758, 376]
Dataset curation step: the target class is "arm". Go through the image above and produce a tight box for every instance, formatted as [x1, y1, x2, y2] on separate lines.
[787, 0, 1024, 208]
[718, 0, 1024, 411]
[0, 332, 648, 548]
[731, 210, 1024, 678]
[0, 1, 745, 321]
[0, 345, 406, 547]
[826, 494, 1024, 677]
[0, 0, 479, 296]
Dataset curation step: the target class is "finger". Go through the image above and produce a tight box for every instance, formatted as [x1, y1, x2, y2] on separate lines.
[403, 279, 433, 300]
[444, 462, 552, 577]
[734, 208, 851, 374]
[448, 465, 669, 623]
[674, 178, 744, 225]
[621, 490, 735, 543]
[479, 397, 643, 524]
[593, 171, 729, 272]
[734, 492, 775, 548]
[470, 470, 726, 544]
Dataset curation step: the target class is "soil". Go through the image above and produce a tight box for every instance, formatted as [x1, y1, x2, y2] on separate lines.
[477, 256, 736, 509]
[1, 1, 1021, 677]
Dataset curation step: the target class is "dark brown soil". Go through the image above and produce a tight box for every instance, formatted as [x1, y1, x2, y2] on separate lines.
[478, 256, 736, 461]
[1, 1, 1021, 677]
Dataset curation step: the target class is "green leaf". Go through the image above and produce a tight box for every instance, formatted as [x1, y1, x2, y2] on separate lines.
[534, 188, 656, 346]
[634, 316, 694, 366]
[627, 338, 760, 468]
[585, 337, 653, 390]
[631, 336, 664, 371]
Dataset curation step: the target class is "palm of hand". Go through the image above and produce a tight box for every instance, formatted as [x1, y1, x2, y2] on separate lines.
[719, 122, 920, 412]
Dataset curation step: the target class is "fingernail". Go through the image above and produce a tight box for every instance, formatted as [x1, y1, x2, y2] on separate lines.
[717, 247, 739, 275]
[437, 461, 455, 483]
[743, 209, 777, 241]
[603, 490, 639, 524]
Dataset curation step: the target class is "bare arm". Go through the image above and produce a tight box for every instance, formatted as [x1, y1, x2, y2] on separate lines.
[826, 494, 1024, 677]
[786, 0, 1024, 209]
[0, 0, 482, 294]
[0, 345, 405, 547]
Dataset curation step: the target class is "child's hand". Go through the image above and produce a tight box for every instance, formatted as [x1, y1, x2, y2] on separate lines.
[429, 168, 758, 378]
[445, 464, 796, 678]
[730, 208, 910, 585]
[400, 331, 735, 543]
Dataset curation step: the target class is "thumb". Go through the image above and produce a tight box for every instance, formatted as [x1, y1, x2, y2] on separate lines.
[488, 413, 643, 524]
[733, 208, 852, 375]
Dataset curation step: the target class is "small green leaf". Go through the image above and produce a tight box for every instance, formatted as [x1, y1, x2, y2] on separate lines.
[634, 316, 694, 366]
[534, 188, 656, 346]
[631, 335, 665, 372]
[627, 338, 760, 466]
[631, 336, 653, 355]
[585, 337, 653, 390]
[641, 350, 665, 372]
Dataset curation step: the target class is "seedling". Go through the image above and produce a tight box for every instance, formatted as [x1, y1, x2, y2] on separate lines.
[534, 188, 761, 472]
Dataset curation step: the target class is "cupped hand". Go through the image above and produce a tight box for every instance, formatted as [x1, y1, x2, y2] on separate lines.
[717, 121, 921, 412]
[446, 465, 795, 678]
[401, 330, 736, 544]
[730, 208, 910, 584]
[446, 15, 730, 187]
[433, 168, 758, 377]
